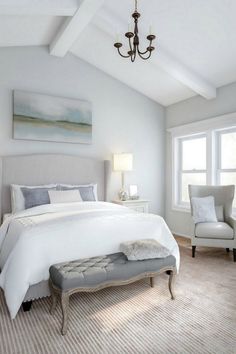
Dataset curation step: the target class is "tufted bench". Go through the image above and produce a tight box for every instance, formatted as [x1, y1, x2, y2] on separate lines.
[49, 253, 177, 335]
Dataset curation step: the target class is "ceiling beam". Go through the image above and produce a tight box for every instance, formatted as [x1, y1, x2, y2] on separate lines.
[49, 0, 105, 58]
[0, 0, 78, 16]
[155, 51, 216, 100]
[94, 9, 216, 100]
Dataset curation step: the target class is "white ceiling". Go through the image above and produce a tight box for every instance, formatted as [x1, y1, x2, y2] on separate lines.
[0, 0, 236, 106]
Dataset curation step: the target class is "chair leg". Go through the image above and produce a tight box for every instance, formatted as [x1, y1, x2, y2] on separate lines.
[226, 248, 230, 253]
[233, 249, 236, 262]
[22, 300, 32, 312]
[192, 246, 196, 258]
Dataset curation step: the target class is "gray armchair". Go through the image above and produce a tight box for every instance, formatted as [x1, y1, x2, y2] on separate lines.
[188, 185, 236, 262]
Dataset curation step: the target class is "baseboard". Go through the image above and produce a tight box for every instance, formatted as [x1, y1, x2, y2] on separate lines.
[171, 231, 191, 239]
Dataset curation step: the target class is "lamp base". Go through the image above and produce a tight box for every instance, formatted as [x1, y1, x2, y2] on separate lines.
[118, 189, 128, 201]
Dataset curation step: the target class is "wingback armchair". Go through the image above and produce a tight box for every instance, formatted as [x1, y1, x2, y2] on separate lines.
[188, 185, 236, 262]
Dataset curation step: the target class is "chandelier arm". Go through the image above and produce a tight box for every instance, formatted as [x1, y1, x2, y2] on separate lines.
[138, 48, 149, 55]
[138, 39, 153, 55]
[138, 51, 152, 60]
[117, 47, 131, 58]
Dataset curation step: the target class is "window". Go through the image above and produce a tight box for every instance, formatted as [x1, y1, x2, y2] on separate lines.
[217, 129, 236, 207]
[172, 121, 236, 211]
[178, 135, 207, 205]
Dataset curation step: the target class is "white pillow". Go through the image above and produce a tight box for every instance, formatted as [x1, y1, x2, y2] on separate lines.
[191, 196, 217, 223]
[58, 183, 98, 201]
[48, 190, 82, 204]
[11, 184, 57, 213]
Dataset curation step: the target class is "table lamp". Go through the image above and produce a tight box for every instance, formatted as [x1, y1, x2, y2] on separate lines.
[113, 153, 133, 200]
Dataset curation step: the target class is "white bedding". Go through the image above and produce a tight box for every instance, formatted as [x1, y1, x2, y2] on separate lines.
[0, 202, 179, 319]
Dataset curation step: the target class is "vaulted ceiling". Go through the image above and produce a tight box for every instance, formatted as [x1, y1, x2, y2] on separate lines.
[0, 0, 236, 106]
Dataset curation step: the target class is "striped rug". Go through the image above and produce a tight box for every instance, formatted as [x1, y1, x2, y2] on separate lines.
[0, 237, 236, 354]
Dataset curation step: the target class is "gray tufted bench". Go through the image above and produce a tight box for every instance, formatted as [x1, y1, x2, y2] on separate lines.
[49, 253, 177, 335]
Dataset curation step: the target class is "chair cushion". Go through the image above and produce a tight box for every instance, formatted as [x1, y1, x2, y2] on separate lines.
[49, 253, 176, 291]
[195, 222, 234, 239]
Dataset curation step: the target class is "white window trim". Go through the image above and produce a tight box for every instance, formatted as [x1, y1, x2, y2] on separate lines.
[177, 133, 207, 208]
[168, 111, 236, 212]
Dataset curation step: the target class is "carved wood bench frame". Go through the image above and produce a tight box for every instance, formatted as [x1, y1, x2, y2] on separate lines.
[49, 265, 177, 335]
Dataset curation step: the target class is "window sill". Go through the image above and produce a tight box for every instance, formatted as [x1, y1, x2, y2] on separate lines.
[172, 205, 190, 213]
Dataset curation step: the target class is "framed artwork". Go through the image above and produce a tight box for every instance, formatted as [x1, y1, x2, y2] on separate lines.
[129, 185, 139, 199]
[13, 90, 92, 144]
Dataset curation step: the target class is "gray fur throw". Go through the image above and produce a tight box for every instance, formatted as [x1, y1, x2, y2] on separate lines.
[120, 239, 171, 261]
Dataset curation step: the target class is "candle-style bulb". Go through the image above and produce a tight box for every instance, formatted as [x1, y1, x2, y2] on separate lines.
[116, 33, 121, 43]
[149, 25, 153, 35]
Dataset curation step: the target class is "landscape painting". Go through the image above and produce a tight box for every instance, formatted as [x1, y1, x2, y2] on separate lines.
[13, 90, 92, 144]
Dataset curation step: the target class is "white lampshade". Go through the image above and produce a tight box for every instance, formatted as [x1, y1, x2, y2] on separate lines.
[113, 153, 133, 172]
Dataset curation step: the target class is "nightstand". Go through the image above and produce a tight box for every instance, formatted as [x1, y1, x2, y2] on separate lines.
[113, 199, 150, 213]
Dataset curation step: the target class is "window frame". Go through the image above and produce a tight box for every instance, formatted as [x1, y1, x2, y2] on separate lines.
[177, 133, 207, 208]
[216, 127, 236, 180]
[169, 112, 236, 213]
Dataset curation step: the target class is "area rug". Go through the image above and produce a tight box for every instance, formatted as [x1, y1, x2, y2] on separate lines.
[0, 237, 235, 354]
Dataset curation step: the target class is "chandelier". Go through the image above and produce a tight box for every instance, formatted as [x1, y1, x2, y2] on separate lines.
[114, 0, 156, 62]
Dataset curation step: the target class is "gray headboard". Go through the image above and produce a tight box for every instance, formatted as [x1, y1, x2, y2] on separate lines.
[0, 154, 109, 218]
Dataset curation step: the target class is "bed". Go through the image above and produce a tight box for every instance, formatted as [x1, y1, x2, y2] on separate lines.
[0, 154, 179, 319]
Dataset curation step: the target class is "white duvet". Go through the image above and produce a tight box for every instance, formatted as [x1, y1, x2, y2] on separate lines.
[0, 202, 179, 319]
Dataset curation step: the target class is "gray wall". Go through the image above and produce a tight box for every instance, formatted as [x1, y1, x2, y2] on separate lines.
[0, 46, 165, 215]
[165, 82, 236, 236]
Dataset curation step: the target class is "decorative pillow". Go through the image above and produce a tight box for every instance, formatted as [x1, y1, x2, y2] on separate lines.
[191, 196, 217, 223]
[215, 205, 224, 222]
[48, 190, 82, 204]
[21, 187, 56, 210]
[11, 184, 57, 213]
[120, 239, 171, 261]
[58, 184, 98, 201]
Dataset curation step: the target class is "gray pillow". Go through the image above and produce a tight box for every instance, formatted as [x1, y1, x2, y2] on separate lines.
[21, 187, 56, 209]
[120, 239, 171, 261]
[59, 186, 96, 201]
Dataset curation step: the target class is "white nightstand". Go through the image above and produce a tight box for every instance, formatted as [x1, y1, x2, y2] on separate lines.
[113, 199, 150, 213]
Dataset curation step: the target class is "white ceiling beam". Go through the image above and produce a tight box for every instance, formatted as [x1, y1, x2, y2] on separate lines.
[155, 51, 216, 100]
[0, 7, 76, 16]
[94, 9, 216, 100]
[0, 0, 78, 16]
[50, 0, 105, 57]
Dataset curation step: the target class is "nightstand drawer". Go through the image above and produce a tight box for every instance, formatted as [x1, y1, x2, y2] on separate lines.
[132, 206, 147, 213]
[112, 200, 149, 213]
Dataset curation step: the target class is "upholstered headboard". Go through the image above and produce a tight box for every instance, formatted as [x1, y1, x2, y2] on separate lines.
[0, 154, 109, 218]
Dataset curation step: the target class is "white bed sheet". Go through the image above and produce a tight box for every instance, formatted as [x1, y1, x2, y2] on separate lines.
[0, 202, 179, 319]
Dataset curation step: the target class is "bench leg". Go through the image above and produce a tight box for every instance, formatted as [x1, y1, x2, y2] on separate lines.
[50, 288, 58, 315]
[61, 293, 70, 336]
[168, 270, 176, 300]
[150, 277, 154, 288]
